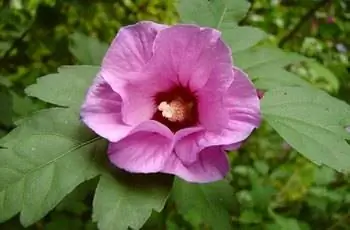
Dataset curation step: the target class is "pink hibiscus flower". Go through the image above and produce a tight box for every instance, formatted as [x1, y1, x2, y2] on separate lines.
[81, 21, 260, 183]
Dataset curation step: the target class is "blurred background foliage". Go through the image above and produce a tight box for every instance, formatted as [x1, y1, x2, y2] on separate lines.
[0, 0, 349, 229]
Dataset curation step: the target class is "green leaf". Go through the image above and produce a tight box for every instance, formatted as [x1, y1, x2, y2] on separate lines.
[172, 179, 235, 230]
[234, 47, 306, 70]
[0, 42, 10, 55]
[262, 86, 350, 173]
[11, 91, 41, 117]
[313, 166, 336, 186]
[305, 61, 340, 93]
[25, 65, 99, 108]
[93, 173, 173, 230]
[234, 47, 310, 90]
[222, 26, 267, 53]
[56, 179, 97, 215]
[0, 76, 12, 88]
[1, 108, 92, 147]
[239, 210, 262, 224]
[177, 0, 250, 27]
[176, 0, 265, 53]
[0, 108, 105, 226]
[70, 33, 108, 65]
[268, 209, 307, 230]
[272, 215, 302, 230]
[249, 67, 310, 90]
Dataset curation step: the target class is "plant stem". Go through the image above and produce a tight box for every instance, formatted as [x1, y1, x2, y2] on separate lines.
[278, 0, 331, 48]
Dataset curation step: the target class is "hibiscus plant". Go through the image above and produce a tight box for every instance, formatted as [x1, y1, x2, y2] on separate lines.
[1, 0, 349, 230]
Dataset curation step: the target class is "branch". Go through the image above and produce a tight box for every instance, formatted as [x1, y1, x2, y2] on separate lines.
[278, 0, 331, 48]
[1, 25, 31, 60]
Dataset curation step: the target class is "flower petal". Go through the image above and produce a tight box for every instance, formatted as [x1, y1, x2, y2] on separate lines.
[101, 21, 167, 93]
[173, 127, 204, 165]
[151, 25, 232, 91]
[196, 63, 234, 131]
[100, 64, 176, 126]
[119, 80, 156, 125]
[108, 121, 173, 173]
[80, 75, 132, 142]
[196, 68, 260, 147]
[225, 67, 261, 133]
[175, 68, 260, 154]
[163, 146, 229, 183]
[102, 21, 167, 74]
[223, 142, 242, 151]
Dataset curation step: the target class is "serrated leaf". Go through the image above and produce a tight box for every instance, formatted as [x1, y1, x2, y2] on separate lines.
[1, 108, 92, 147]
[262, 86, 350, 173]
[234, 47, 306, 70]
[25, 65, 99, 108]
[56, 179, 97, 215]
[222, 26, 267, 53]
[0, 181, 23, 222]
[176, 0, 265, 53]
[177, 0, 250, 27]
[93, 173, 173, 230]
[11, 91, 41, 117]
[248, 66, 310, 90]
[0, 108, 105, 226]
[70, 33, 108, 65]
[172, 179, 235, 230]
[234, 47, 310, 89]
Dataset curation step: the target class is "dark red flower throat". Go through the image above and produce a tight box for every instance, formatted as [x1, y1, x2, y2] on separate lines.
[153, 86, 198, 133]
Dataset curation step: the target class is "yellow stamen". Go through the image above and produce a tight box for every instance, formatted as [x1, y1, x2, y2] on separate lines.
[158, 99, 188, 122]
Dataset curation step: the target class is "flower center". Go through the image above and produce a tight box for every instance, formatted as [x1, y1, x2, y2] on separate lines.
[153, 86, 198, 133]
[158, 99, 193, 122]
